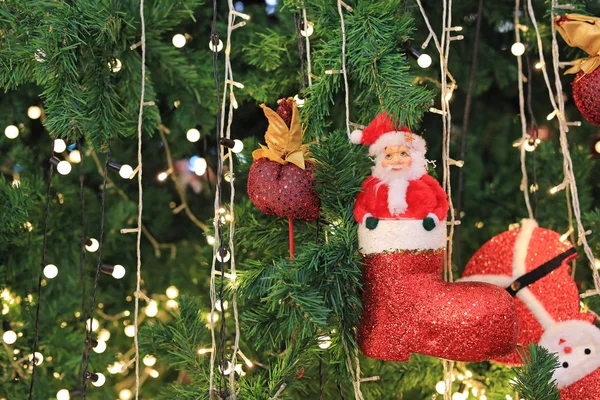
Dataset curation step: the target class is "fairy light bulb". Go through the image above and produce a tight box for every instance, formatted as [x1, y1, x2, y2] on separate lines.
[206, 235, 215, 245]
[206, 312, 220, 324]
[157, 171, 168, 181]
[91, 372, 106, 387]
[112, 264, 126, 279]
[3, 330, 17, 344]
[166, 299, 178, 309]
[215, 300, 228, 311]
[220, 360, 233, 375]
[149, 369, 160, 378]
[166, 286, 179, 299]
[93, 340, 107, 353]
[452, 393, 466, 400]
[29, 352, 44, 366]
[86, 318, 100, 332]
[109, 58, 122, 73]
[209, 39, 224, 52]
[85, 238, 100, 252]
[300, 21, 314, 37]
[56, 389, 70, 400]
[436, 381, 446, 394]
[511, 42, 525, 56]
[108, 362, 124, 374]
[231, 139, 244, 153]
[119, 164, 133, 179]
[480, 396, 487, 400]
[145, 300, 158, 317]
[4, 125, 19, 139]
[172, 34, 187, 48]
[417, 53, 432, 68]
[53, 139, 67, 153]
[124, 325, 136, 337]
[186, 128, 200, 142]
[535, 61, 543, 69]
[43, 264, 58, 279]
[28, 106, 42, 119]
[143, 355, 157, 367]
[523, 138, 537, 152]
[56, 160, 71, 175]
[97, 329, 111, 342]
[69, 149, 82, 163]
[119, 389, 132, 400]
[216, 248, 231, 262]
[594, 139, 600, 154]
[317, 335, 332, 349]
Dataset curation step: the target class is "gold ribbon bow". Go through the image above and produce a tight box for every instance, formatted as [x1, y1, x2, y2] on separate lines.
[252, 98, 309, 170]
[555, 13, 600, 75]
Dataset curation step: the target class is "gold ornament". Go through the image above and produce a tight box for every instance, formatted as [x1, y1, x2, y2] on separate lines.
[555, 14, 600, 75]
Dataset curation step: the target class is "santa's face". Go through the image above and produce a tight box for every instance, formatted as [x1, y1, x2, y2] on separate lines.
[381, 145, 412, 171]
[538, 320, 600, 389]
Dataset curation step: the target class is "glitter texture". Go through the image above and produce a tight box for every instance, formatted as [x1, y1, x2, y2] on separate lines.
[247, 158, 320, 221]
[358, 249, 519, 362]
[462, 225, 595, 365]
[572, 68, 600, 126]
[560, 367, 600, 400]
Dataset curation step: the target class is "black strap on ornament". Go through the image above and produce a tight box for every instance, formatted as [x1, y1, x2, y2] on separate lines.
[505, 247, 577, 296]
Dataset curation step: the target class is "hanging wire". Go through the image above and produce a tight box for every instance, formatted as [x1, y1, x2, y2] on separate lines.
[77, 136, 89, 389]
[81, 148, 110, 399]
[28, 150, 55, 400]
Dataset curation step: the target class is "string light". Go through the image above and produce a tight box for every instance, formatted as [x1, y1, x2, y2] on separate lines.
[546, 109, 558, 120]
[593, 138, 600, 154]
[86, 318, 100, 332]
[317, 335, 332, 349]
[523, 138, 538, 152]
[215, 300, 229, 311]
[535, 61, 543, 69]
[3, 330, 17, 344]
[172, 34, 187, 48]
[85, 237, 100, 252]
[97, 329, 111, 342]
[300, 21, 314, 37]
[452, 393, 467, 400]
[206, 235, 216, 245]
[511, 42, 525, 56]
[27, 106, 42, 120]
[209, 39, 224, 52]
[51, 138, 63, 153]
[166, 299, 178, 309]
[219, 360, 233, 375]
[189, 155, 207, 176]
[5, 125, 19, 139]
[93, 340, 107, 353]
[157, 171, 169, 181]
[56, 389, 71, 400]
[216, 247, 231, 263]
[206, 312, 220, 324]
[142, 355, 157, 367]
[144, 300, 158, 317]
[219, 138, 244, 153]
[49, 157, 72, 175]
[166, 286, 179, 299]
[124, 325, 136, 337]
[109, 58, 122, 73]
[100, 264, 126, 279]
[119, 389, 133, 400]
[28, 352, 44, 366]
[68, 149, 82, 164]
[406, 46, 432, 68]
[119, 164, 133, 179]
[88, 372, 106, 387]
[435, 381, 446, 394]
[148, 369, 160, 378]
[186, 128, 201, 142]
[43, 263, 58, 279]
[108, 362, 124, 374]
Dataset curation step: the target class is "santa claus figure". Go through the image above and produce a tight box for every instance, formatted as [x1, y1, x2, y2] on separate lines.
[351, 113, 519, 362]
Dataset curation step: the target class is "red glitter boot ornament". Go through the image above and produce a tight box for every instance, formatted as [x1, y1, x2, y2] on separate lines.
[351, 113, 519, 362]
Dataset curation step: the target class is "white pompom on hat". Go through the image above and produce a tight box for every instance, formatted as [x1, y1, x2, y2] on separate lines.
[350, 113, 426, 157]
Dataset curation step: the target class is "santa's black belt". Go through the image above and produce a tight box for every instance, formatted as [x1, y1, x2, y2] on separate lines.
[505, 247, 577, 297]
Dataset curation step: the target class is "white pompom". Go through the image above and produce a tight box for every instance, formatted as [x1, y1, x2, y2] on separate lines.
[350, 129, 363, 144]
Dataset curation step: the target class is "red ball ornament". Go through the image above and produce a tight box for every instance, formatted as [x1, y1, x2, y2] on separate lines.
[247, 158, 320, 221]
[572, 68, 600, 126]
[461, 219, 600, 399]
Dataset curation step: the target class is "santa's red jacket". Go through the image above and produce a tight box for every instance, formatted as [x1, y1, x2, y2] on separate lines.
[353, 174, 449, 224]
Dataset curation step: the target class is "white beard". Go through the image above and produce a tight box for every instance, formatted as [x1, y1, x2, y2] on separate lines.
[372, 155, 427, 216]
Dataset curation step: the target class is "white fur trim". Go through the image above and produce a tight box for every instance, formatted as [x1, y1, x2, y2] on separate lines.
[513, 219, 538, 276]
[368, 131, 427, 157]
[517, 288, 556, 330]
[350, 129, 363, 144]
[427, 213, 440, 226]
[539, 320, 600, 388]
[386, 179, 409, 215]
[357, 218, 446, 255]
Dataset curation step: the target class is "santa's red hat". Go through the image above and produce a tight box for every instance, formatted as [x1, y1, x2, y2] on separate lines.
[350, 113, 426, 157]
